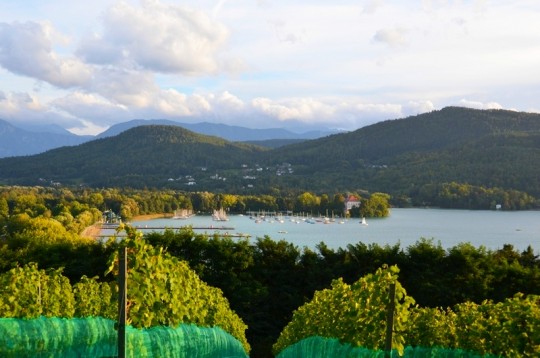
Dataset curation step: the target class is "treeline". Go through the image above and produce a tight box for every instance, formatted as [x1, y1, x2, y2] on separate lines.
[0, 186, 390, 223]
[410, 182, 537, 210]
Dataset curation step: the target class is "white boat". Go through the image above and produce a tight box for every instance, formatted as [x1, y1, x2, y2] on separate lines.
[212, 208, 229, 221]
[172, 209, 194, 220]
[360, 217, 368, 226]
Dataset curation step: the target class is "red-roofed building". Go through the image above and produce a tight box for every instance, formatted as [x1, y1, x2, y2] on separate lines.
[344, 195, 361, 213]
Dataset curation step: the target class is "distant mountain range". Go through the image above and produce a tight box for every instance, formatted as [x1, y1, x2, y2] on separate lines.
[0, 118, 339, 158]
[1, 107, 539, 199]
[96, 119, 337, 141]
[0, 119, 91, 157]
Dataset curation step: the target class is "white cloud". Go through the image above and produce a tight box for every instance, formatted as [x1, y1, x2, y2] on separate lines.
[0, 90, 82, 128]
[1, 0, 540, 136]
[51, 92, 130, 125]
[403, 100, 435, 116]
[0, 21, 92, 87]
[251, 97, 334, 122]
[87, 68, 159, 108]
[362, 0, 385, 14]
[77, 1, 229, 75]
[0, 92, 44, 115]
[457, 99, 503, 110]
[250, 97, 408, 129]
[216, 91, 244, 110]
[67, 120, 109, 136]
[372, 27, 408, 47]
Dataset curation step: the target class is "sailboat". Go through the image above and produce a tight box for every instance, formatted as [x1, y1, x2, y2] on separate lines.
[172, 209, 194, 220]
[360, 217, 368, 226]
[212, 208, 229, 221]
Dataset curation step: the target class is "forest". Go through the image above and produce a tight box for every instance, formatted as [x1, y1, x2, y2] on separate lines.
[1, 186, 539, 357]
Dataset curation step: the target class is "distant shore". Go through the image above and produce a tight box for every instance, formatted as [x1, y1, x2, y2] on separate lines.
[131, 213, 172, 221]
[81, 213, 171, 238]
[80, 223, 103, 238]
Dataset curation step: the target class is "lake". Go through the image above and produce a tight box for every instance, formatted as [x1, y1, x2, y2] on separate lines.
[113, 208, 540, 253]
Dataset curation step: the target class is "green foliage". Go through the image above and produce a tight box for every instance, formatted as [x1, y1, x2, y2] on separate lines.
[273, 265, 415, 355]
[1, 186, 539, 357]
[406, 294, 540, 357]
[405, 306, 457, 348]
[349, 192, 391, 217]
[0, 263, 117, 320]
[0, 197, 8, 220]
[143, 227, 539, 357]
[295, 192, 321, 212]
[73, 276, 116, 318]
[0, 263, 75, 318]
[0, 228, 250, 353]
[413, 182, 536, 209]
[106, 224, 250, 354]
[274, 265, 540, 357]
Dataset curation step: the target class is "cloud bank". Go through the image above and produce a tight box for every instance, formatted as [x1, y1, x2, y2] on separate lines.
[1, 0, 539, 135]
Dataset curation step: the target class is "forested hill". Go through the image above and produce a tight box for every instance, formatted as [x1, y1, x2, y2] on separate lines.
[266, 106, 540, 197]
[270, 106, 540, 164]
[0, 107, 539, 199]
[0, 125, 268, 188]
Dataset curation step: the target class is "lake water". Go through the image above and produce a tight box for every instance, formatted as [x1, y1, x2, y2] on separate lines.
[115, 208, 540, 253]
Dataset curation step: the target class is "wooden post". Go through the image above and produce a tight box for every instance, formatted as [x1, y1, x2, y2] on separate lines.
[385, 283, 396, 358]
[118, 246, 127, 358]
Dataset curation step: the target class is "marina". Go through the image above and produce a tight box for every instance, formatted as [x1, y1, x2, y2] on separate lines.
[99, 208, 540, 252]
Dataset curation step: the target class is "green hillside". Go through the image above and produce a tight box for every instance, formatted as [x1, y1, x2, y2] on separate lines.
[265, 107, 540, 196]
[0, 125, 268, 188]
[1, 107, 539, 199]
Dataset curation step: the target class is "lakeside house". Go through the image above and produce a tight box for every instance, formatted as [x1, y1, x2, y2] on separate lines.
[344, 195, 361, 214]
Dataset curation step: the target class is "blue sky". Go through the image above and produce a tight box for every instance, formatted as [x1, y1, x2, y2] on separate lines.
[1, 0, 540, 135]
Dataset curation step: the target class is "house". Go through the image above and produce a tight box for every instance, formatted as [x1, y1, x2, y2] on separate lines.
[344, 195, 361, 212]
[102, 210, 120, 223]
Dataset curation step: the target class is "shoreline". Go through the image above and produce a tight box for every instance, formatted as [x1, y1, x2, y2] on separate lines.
[81, 213, 171, 238]
[80, 223, 103, 238]
[131, 213, 173, 221]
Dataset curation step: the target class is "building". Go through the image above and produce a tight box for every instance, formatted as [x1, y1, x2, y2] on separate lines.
[344, 195, 361, 213]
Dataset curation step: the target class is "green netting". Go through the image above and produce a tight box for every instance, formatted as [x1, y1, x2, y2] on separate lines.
[275, 336, 502, 358]
[0, 316, 248, 358]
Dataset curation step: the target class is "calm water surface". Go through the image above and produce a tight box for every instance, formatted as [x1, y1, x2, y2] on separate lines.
[121, 208, 540, 252]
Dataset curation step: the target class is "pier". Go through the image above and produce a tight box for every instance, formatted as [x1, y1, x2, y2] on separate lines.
[130, 225, 235, 231]
[95, 224, 251, 239]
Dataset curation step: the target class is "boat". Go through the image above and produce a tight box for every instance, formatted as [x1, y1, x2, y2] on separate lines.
[360, 217, 368, 226]
[172, 209, 194, 220]
[212, 208, 229, 221]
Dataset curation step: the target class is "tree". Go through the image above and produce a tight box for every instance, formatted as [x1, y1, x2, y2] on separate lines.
[0, 197, 8, 220]
[360, 192, 390, 217]
[119, 197, 139, 221]
[295, 192, 320, 213]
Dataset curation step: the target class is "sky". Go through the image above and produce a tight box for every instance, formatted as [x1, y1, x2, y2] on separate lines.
[1, 0, 540, 135]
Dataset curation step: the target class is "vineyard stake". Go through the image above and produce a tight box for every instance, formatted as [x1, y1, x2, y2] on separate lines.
[118, 246, 127, 358]
[385, 283, 396, 358]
